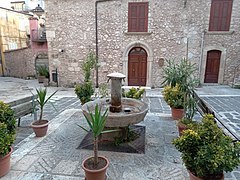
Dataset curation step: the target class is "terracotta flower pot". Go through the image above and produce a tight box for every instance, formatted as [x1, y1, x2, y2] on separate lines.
[177, 122, 187, 136]
[171, 108, 184, 120]
[38, 76, 45, 83]
[189, 170, 224, 180]
[82, 156, 109, 180]
[0, 147, 13, 177]
[31, 120, 49, 137]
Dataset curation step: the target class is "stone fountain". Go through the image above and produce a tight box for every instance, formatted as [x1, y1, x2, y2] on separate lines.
[81, 72, 148, 153]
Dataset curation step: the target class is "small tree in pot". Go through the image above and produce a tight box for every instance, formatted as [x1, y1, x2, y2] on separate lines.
[31, 88, 57, 137]
[0, 101, 16, 177]
[79, 104, 110, 180]
[173, 114, 240, 180]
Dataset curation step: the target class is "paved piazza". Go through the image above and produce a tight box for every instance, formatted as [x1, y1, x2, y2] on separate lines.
[0, 78, 239, 180]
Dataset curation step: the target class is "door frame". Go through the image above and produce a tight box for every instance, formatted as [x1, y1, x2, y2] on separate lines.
[122, 41, 153, 87]
[200, 46, 226, 84]
[128, 47, 147, 86]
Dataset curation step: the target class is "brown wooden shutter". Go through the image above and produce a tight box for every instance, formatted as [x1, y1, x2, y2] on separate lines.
[128, 3, 138, 32]
[221, 1, 233, 30]
[209, 0, 233, 31]
[128, 2, 148, 32]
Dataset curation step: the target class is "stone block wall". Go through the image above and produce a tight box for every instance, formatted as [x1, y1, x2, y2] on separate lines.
[4, 48, 36, 78]
[45, 0, 240, 87]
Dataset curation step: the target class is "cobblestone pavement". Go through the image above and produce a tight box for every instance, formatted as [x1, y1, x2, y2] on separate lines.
[0, 78, 240, 180]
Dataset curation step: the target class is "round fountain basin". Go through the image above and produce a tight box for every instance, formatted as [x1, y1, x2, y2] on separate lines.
[82, 98, 148, 127]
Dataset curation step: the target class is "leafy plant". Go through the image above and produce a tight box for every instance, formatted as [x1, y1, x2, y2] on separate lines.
[0, 102, 16, 157]
[75, 52, 96, 104]
[0, 123, 14, 157]
[113, 126, 139, 146]
[162, 84, 184, 109]
[122, 87, 145, 99]
[98, 83, 109, 98]
[162, 59, 199, 90]
[162, 59, 179, 87]
[162, 59, 199, 118]
[37, 65, 49, 78]
[75, 81, 94, 105]
[0, 101, 16, 135]
[94, 83, 109, 99]
[79, 104, 109, 168]
[184, 94, 197, 120]
[35, 88, 58, 121]
[82, 52, 96, 82]
[173, 114, 240, 178]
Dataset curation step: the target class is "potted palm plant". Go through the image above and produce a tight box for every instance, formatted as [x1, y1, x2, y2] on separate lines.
[0, 101, 16, 177]
[31, 88, 57, 137]
[162, 84, 185, 120]
[79, 104, 110, 180]
[173, 114, 240, 180]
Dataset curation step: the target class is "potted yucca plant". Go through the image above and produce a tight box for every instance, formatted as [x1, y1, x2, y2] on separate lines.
[31, 88, 57, 137]
[79, 104, 111, 180]
[173, 114, 240, 180]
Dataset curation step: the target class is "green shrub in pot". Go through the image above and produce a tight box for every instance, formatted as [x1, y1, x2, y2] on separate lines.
[173, 114, 240, 179]
[0, 101, 16, 177]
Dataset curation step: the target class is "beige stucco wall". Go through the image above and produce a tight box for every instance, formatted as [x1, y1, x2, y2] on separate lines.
[45, 0, 240, 87]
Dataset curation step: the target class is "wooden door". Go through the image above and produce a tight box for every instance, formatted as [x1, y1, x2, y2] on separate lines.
[128, 47, 147, 86]
[204, 50, 221, 83]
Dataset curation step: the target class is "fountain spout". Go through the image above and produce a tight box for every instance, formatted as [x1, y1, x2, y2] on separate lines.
[107, 72, 126, 112]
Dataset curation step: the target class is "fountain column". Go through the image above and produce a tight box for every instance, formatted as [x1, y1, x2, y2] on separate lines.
[107, 72, 126, 113]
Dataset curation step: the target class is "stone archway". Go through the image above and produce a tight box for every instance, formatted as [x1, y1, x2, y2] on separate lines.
[122, 41, 153, 87]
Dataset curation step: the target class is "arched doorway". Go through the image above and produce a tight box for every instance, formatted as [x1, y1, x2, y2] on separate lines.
[204, 50, 221, 83]
[128, 47, 147, 86]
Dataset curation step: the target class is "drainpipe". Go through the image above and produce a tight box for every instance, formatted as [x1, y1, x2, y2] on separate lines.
[95, 0, 119, 88]
[199, 30, 206, 84]
[0, 28, 5, 76]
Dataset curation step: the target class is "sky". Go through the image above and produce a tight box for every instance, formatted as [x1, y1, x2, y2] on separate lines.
[0, 0, 44, 9]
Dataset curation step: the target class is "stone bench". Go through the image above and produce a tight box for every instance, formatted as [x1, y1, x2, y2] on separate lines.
[8, 95, 38, 127]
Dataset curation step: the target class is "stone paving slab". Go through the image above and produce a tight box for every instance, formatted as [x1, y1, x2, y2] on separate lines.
[3, 106, 189, 180]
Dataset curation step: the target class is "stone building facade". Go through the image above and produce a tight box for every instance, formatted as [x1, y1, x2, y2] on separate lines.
[45, 0, 240, 87]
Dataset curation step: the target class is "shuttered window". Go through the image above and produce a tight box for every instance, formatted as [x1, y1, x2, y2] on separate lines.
[128, 2, 148, 32]
[209, 0, 233, 31]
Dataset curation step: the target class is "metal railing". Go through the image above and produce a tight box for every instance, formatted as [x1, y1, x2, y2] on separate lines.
[232, 63, 240, 87]
[193, 91, 239, 142]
